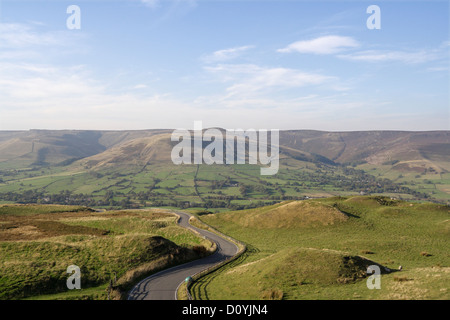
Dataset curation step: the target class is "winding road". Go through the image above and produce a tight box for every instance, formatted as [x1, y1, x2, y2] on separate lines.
[127, 210, 239, 300]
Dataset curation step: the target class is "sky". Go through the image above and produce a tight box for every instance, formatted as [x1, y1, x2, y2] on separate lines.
[0, 0, 448, 131]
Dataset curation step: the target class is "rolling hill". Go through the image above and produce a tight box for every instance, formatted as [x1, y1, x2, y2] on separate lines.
[79, 133, 175, 170]
[210, 200, 349, 229]
[0, 204, 213, 299]
[0, 129, 448, 169]
[0, 129, 449, 207]
[192, 196, 450, 300]
[280, 130, 450, 170]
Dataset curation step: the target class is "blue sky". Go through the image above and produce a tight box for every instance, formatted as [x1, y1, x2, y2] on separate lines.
[0, 0, 448, 131]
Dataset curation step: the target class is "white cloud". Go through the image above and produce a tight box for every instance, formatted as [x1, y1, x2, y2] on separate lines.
[0, 63, 101, 102]
[0, 23, 73, 49]
[338, 50, 439, 64]
[1, 58, 445, 131]
[0, 59, 351, 131]
[203, 45, 254, 63]
[0, 22, 87, 66]
[1, 20, 445, 131]
[205, 64, 336, 97]
[0, 21, 193, 130]
[277, 35, 359, 55]
[0, 60, 193, 130]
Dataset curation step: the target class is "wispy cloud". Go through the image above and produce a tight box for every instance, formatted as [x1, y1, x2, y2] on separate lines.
[278, 34, 443, 66]
[204, 63, 336, 97]
[202, 45, 254, 63]
[0, 60, 192, 130]
[0, 23, 71, 49]
[0, 63, 100, 102]
[1, 6, 446, 132]
[0, 22, 86, 64]
[277, 35, 359, 55]
[338, 50, 439, 64]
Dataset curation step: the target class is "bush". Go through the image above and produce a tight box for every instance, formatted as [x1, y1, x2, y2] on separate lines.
[196, 210, 213, 216]
[192, 245, 209, 256]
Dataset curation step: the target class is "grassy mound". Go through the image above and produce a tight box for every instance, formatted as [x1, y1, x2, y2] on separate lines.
[209, 200, 348, 229]
[0, 235, 182, 299]
[197, 196, 449, 300]
[192, 247, 386, 300]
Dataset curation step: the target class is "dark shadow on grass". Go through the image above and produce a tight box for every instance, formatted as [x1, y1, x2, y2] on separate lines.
[332, 203, 360, 219]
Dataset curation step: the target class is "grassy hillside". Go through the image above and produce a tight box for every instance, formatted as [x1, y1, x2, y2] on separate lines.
[0, 158, 440, 212]
[280, 130, 450, 166]
[0, 131, 108, 168]
[2, 130, 448, 169]
[0, 129, 449, 208]
[192, 196, 450, 300]
[0, 204, 213, 300]
[213, 200, 348, 229]
[79, 133, 175, 169]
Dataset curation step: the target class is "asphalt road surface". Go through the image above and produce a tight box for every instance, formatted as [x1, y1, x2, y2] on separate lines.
[127, 210, 239, 300]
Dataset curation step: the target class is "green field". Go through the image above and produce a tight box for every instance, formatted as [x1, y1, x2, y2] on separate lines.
[0, 204, 213, 300]
[0, 197, 448, 300]
[1, 155, 444, 214]
[192, 196, 450, 300]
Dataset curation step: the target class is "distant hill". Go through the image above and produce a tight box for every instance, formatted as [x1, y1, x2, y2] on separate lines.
[0, 129, 171, 168]
[1, 129, 448, 172]
[0, 130, 107, 167]
[0, 129, 449, 206]
[280, 130, 450, 172]
[80, 133, 174, 169]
